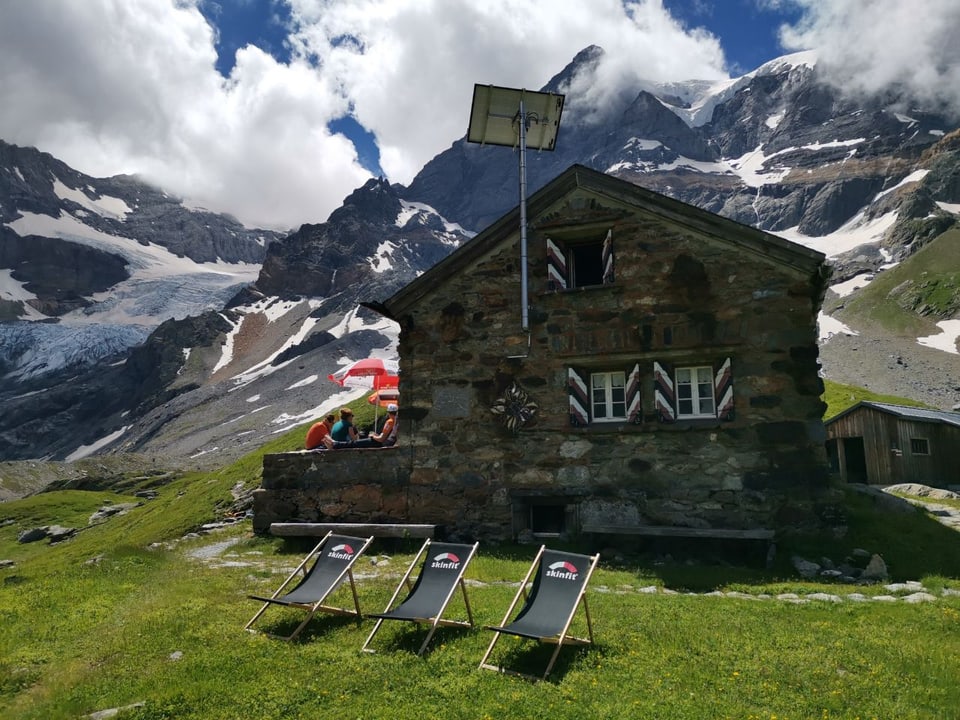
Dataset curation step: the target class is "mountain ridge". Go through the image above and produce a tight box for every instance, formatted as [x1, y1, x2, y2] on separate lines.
[2, 45, 960, 468]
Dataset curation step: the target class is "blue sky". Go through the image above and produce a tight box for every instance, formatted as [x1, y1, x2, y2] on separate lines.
[2, 0, 957, 229]
[662, 0, 804, 74]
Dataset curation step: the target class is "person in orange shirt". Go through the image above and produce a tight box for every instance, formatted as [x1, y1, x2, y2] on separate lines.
[305, 413, 336, 450]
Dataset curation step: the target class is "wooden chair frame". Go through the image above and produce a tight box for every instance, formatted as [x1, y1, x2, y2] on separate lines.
[245, 531, 374, 641]
[479, 545, 599, 681]
[362, 539, 478, 656]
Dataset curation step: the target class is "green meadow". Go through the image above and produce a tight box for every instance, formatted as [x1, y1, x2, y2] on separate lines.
[2, 390, 959, 719]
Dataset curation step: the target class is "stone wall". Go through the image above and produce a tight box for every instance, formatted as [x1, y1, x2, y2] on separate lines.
[387, 190, 832, 539]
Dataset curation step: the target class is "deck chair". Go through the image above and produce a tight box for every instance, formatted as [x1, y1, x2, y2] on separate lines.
[245, 532, 374, 641]
[362, 539, 478, 656]
[479, 546, 599, 681]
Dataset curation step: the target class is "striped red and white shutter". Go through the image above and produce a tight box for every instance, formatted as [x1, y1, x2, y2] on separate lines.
[714, 357, 734, 421]
[626, 363, 642, 423]
[653, 361, 675, 423]
[546, 237, 567, 291]
[602, 229, 614, 284]
[568, 367, 589, 426]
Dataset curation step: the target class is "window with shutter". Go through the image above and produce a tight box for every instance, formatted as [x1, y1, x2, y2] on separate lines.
[655, 358, 735, 422]
[569, 364, 642, 426]
[544, 229, 614, 290]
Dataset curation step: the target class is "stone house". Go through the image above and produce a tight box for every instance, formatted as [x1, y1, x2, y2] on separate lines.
[255, 164, 832, 541]
[825, 401, 960, 487]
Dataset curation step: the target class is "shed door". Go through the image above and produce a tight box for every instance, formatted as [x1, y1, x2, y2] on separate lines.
[842, 437, 868, 483]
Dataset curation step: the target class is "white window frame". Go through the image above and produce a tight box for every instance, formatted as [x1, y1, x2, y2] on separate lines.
[590, 371, 626, 422]
[675, 365, 716, 419]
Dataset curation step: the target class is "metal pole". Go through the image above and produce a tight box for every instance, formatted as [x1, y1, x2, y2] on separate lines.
[518, 97, 529, 331]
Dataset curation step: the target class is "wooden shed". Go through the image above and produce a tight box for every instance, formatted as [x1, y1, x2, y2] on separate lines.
[824, 402, 960, 488]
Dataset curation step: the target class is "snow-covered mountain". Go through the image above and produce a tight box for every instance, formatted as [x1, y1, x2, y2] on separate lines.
[3, 45, 960, 465]
[0, 140, 279, 380]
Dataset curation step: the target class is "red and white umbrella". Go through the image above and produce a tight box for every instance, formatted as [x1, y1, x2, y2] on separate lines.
[327, 358, 399, 389]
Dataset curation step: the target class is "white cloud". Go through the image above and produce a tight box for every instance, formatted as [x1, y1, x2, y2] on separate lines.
[0, 0, 368, 230]
[777, 0, 960, 113]
[287, 0, 730, 184]
[0, 0, 734, 229]
[2, 1, 958, 232]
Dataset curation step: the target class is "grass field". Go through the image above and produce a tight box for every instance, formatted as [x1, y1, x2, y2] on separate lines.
[2, 399, 960, 718]
[2, 435, 960, 719]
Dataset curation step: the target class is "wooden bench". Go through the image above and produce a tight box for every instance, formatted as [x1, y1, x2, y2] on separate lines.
[269, 522, 436, 539]
[581, 524, 776, 566]
[581, 525, 774, 541]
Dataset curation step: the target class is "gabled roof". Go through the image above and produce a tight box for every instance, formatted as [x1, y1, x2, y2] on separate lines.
[825, 401, 960, 429]
[377, 164, 828, 319]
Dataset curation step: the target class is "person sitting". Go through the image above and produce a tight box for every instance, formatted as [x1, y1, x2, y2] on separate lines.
[371, 403, 399, 447]
[329, 408, 358, 442]
[323, 404, 398, 449]
[304, 413, 336, 450]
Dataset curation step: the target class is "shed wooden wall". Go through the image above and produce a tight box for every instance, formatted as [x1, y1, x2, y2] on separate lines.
[825, 407, 959, 487]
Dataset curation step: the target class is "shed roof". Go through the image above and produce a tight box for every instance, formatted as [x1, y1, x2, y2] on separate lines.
[374, 164, 828, 320]
[825, 401, 960, 429]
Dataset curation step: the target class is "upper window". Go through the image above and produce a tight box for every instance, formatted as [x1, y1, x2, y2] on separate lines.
[591, 371, 626, 422]
[676, 366, 715, 419]
[910, 437, 930, 455]
[546, 229, 614, 290]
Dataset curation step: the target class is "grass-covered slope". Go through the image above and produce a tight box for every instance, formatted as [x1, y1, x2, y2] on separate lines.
[832, 226, 960, 337]
[822, 378, 928, 419]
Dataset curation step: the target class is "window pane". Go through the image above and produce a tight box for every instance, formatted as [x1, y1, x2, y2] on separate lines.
[590, 371, 627, 421]
[676, 365, 715, 418]
[571, 241, 605, 287]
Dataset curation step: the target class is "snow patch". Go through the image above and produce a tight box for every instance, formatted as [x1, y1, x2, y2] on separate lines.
[395, 199, 473, 236]
[65, 425, 130, 461]
[270, 387, 368, 434]
[623, 138, 663, 151]
[211, 313, 241, 374]
[818, 312, 859, 342]
[765, 111, 785, 129]
[936, 201, 960, 214]
[12, 166, 25, 183]
[287, 374, 319, 389]
[0, 270, 44, 319]
[917, 320, 960, 355]
[830, 272, 874, 298]
[53, 178, 131, 219]
[874, 170, 929, 202]
[4, 210, 259, 328]
[328, 306, 397, 340]
[776, 210, 899, 259]
[369, 240, 397, 273]
[246, 394, 261, 403]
